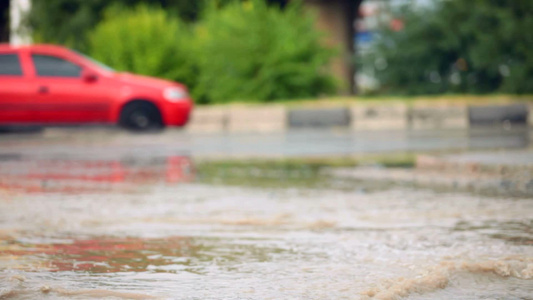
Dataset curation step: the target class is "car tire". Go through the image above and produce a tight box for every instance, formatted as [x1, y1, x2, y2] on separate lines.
[120, 102, 163, 132]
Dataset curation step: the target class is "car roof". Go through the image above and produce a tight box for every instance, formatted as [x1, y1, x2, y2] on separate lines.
[0, 44, 72, 54]
[0, 43, 18, 52]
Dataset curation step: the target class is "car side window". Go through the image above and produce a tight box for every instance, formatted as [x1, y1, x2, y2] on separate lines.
[0, 54, 23, 76]
[32, 54, 82, 78]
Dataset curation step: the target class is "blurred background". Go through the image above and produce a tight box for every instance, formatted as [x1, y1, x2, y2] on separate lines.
[1, 1, 532, 299]
[4, 0, 532, 99]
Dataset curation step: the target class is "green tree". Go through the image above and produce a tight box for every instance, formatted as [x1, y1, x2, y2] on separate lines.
[28, 0, 233, 51]
[88, 5, 196, 88]
[365, 0, 533, 94]
[193, 0, 335, 103]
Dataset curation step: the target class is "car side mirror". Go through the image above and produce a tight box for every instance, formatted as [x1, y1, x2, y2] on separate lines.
[82, 70, 98, 83]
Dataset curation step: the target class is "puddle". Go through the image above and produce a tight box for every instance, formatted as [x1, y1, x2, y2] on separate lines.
[0, 154, 531, 299]
[0, 156, 194, 193]
[0, 155, 400, 194]
[454, 220, 533, 245]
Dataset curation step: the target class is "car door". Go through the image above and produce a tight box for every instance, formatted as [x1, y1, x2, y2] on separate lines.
[30, 52, 111, 124]
[0, 52, 34, 123]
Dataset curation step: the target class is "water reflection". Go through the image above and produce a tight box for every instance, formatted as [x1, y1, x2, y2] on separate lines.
[0, 155, 194, 193]
[0, 152, 531, 299]
[2, 236, 194, 273]
[1, 235, 292, 275]
[454, 219, 533, 245]
[0, 154, 401, 193]
[468, 126, 530, 149]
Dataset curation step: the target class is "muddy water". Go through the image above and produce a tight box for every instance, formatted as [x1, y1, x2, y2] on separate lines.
[0, 157, 532, 299]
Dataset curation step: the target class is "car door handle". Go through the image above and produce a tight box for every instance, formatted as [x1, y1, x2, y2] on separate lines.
[38, 86, 49, 94]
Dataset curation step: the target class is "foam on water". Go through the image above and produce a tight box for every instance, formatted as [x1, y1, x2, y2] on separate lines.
[361, 258, 533, 300]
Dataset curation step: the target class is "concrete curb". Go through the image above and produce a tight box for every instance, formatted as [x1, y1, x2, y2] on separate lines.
[469, 103, 529, 127]
[350, 103, 407, 131]
[409, 104, 468, 130]
[187, 102, 531, 133]
[228, 106, 286, 133]
[186, 106, 229, 133]
[288, 108, 350, 128]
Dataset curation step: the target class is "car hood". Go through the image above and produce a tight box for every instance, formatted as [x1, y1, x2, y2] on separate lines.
[114, 73, 181, 90]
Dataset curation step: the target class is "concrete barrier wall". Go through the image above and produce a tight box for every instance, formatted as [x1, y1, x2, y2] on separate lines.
[351, 104, 407, 130]
[228, 106, 286, 133]
[409, 104, 468, 130]
[187, 106, 286, 133]
[186, 107, 229, 133]
[288, 108, 351, 128]
[530, 104, 533, 128]
[187, 102, 532, 133]
[469, 104, 528, 127]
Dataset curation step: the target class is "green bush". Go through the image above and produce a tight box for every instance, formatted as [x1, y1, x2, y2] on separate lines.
[86, 1, 335, 104]
[29, 0, 226, 51]
[88, 5, 197, 88]
[192, 0, 336, 104]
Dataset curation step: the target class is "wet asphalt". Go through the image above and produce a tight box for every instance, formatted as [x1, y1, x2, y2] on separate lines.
[0, 126, 531, 160]
[0, 127, 532, 299]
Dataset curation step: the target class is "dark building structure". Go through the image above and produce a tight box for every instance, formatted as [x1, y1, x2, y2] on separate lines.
[0, 1, 9, 42]
[303, 0, 362, 94]
[269, 0, 362, 94]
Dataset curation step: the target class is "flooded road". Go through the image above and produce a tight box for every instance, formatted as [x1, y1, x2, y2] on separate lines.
[0, 154, 531, 299]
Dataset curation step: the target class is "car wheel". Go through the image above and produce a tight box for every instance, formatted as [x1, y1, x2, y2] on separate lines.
[120, 102, 163, 132]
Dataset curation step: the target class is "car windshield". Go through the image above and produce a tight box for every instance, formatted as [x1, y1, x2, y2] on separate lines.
[74, 51, 115, 72]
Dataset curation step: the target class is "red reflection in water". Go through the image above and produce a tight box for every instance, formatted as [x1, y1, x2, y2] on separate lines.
[2, 236, 197, 273]
[0, 156, 195, 193]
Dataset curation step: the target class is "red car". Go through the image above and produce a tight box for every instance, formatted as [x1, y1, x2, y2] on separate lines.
[0, 44, 193, 131]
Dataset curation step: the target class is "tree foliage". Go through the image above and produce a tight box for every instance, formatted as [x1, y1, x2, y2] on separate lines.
[365, 0, 533, 95]
[85, 1, 334, 104]
[192, 0, 335, 103]
[28, 0, 232, 51]
[88, 5, 197, 89]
